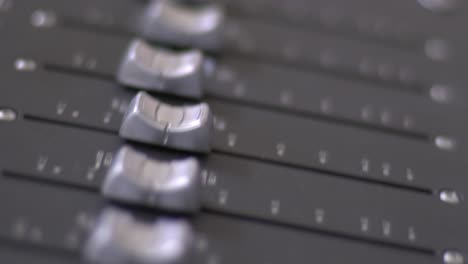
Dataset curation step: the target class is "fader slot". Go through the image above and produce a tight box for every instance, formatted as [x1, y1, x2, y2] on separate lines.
[2, 27, 458, 144]
[0, 66, 462, 194]
[8, 0, 453, 99]
[0, 178, 442, 264]
[0, 103, 466, 253]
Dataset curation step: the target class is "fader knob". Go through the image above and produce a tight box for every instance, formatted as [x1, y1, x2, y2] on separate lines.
[117, 39, 204, 99]
[84, 208, 197, 264]
[102, 146, 201, 213]
[120, 92, 213, 153]
[138, 0, 225, 50]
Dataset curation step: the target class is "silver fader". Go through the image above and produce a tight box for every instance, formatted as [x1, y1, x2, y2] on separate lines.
[120, 92, 213, 153]
[84, 208, 197, 264]
[117, 39, 204, 99]
[102, 146, 201, 213]
[139, 0, 225, 50]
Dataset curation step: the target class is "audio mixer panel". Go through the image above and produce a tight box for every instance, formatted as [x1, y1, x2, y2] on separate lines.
[0, 1, 468, 264]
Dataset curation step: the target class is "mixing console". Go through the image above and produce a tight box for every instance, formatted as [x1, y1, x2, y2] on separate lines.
[1, 1, 468, 264]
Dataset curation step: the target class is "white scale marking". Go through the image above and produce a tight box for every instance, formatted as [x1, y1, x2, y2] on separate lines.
[406, 168, 415, 182]
[218, 190, 229, 205]
[276, 143, 286, 157]
[315, 208, 325, 224]
[103, 112, 112, 124]
[360, 217, 370, 232]
[118, 102, 129, 113]
[271, 200, 281, 215]
[36, 156, 48, 172]
[408, 226, 417, 241]
[280, 91, 293, 105]
[73, 52, 97, 70]
[195, 237, 208, 251]
[73, 53, 84, 67]
[111, 98, 120, 110]
[0, 0, 12, 11]
[361, 107, 373, 120]
[30, 227, 43, 242]
[56, 102, 67, 115]
[76, 212, 94, 230]
[52, 166, 62, 175]
[109, 98, 128, 113]
[361, 158, 370, 173]
[201, 169, 208, 185]
[213, 117, 227, 131]
[382, 220, 392, 237]
[86, 169, 96, 181]
[12, 219, 43, 242]
[71, 111, 80, 118]
[233, 83, 246, 97]
[227, 133, 237, 147]
[12, 219, 27, 238]
[382, 163, 391, 177]
[103, 152, 113, 167]
[320, 98, 333, 114]
[216, 67, 236, 83]
[85, 59, 97, 70]
[403, 116, 413, 129]
[318, 150, 328, 164]
[94, 151, 104, 170]
[207, 172, 217, 186]
[380, 111, 391, 125]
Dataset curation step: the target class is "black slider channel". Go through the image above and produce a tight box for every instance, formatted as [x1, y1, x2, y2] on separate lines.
[1, 54, 467, 255]
[0, 178, 211, 264]
[0, 178, 443, 264]
[5, 52, 465, 198]
[2, 18, 465, 196]
[0, 119, 453, 256]
[21, 26, 458, 146]
[0, 69, 466, 254]
[22, 0, 447, 98]
[218, 0, 453, 56]
[11, 3, 460, 141]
